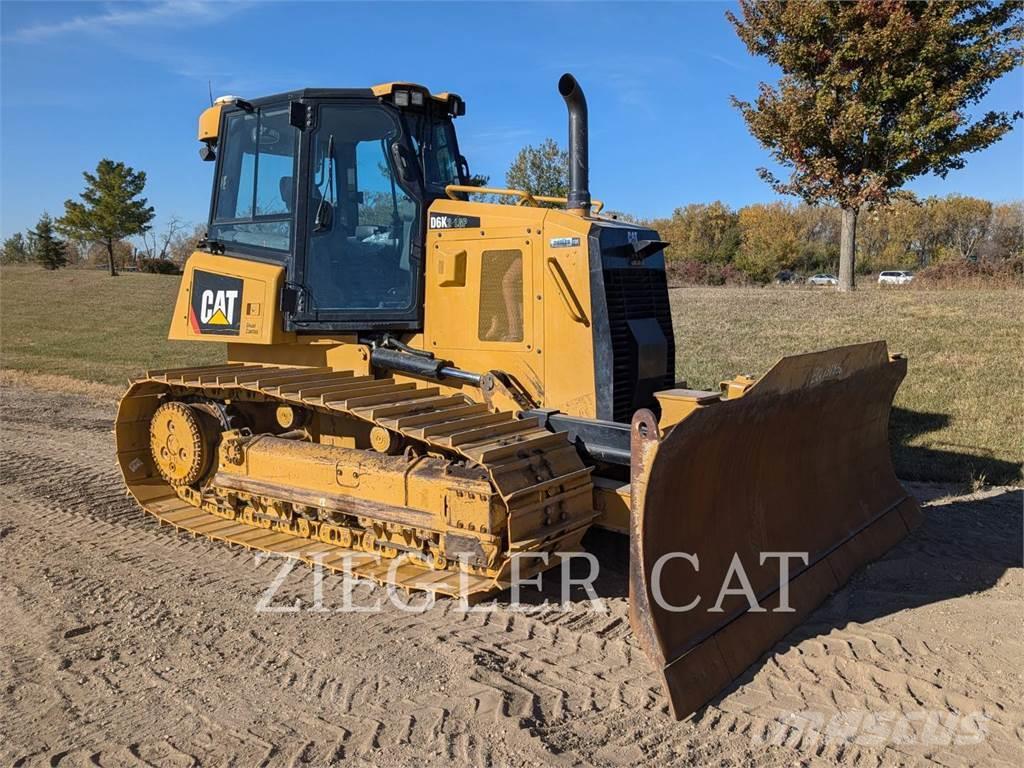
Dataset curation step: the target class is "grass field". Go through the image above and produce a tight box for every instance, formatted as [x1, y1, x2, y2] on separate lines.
[2, 266, 1020, 485]
[1, 267, 223, 385]
[672, 285, 1023, 485]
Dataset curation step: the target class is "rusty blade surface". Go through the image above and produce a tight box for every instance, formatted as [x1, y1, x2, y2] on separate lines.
[628, 341, 923, 719]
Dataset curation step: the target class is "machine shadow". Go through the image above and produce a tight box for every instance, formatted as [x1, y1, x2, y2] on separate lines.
[494, 527, 632, 606]
[713, 485, 1023, 709]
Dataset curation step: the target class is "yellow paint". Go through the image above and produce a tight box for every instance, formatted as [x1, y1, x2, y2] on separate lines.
[414, 198, 600, 417]
[198, 103, 223, 142]
[370, 82, 461, 105]
[655, 389, 723, 431]
[170, 251, 294, 345]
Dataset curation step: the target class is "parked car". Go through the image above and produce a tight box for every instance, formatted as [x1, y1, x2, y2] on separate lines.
[878, 270, 914, 285]
[807, 273, 838, 286]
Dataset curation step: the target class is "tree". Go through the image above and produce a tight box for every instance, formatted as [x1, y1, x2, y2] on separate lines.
[30, 213, 68, 270]
[1, 232, 32, 265]
[140, 215, 186, 262]
[505, 138, 569, 201]
[735, 202, 802, 281]
[655, 202, 741, 264]
[84, 239, 134, 270]
[57, 159, 155, 276]
[857, 200, 920, 270]
[729, 1, 1024, 291]
[794, 204, 841, 273]
[168, 223, 207, 267]
[62, 240, 86, 266]
[981, 201, 1024, 259]
[943, 194, 993, 260]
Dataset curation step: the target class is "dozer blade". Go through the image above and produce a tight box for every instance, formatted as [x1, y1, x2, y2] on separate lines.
[627, 341, 922, 719]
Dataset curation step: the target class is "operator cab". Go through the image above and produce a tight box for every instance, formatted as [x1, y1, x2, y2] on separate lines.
[199, 84, 468, 332]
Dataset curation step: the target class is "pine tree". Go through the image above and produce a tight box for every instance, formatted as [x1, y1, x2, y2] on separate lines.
[56, 159, 155, 276]
[31, 213, 68, 270]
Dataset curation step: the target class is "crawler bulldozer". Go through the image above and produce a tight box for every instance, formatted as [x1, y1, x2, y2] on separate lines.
[115, 74, 921, 718]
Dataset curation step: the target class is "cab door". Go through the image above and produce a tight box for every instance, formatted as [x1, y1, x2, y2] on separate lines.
[289, 100, 425, 331]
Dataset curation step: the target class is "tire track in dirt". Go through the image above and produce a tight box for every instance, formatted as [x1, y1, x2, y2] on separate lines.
[2, 383, 1021, 766]
[0, 460, 766, 765]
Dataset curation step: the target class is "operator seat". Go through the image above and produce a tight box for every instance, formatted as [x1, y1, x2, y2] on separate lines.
[279, 176, 294, 213]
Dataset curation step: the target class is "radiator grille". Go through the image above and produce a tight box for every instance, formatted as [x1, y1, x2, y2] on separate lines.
[603, 268, 675, 422]
[478, 249, 523, 342]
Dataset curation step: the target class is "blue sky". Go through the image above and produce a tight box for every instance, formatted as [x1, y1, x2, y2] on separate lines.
[2, 0, 1022, 240]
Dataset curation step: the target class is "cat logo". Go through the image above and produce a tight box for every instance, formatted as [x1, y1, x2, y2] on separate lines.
[189, 270, 243, 335]
[200, 290, 237, 325]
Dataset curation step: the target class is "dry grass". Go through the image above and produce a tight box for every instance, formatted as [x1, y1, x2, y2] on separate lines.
[1, 266, 223, 386]
[672, 285, 1023, 485]
[1, 267, 1019, 484]
[0, 369, 122, 400]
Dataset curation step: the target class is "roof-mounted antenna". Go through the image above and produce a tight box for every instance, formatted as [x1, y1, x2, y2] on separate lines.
[208, 80, 214, 107]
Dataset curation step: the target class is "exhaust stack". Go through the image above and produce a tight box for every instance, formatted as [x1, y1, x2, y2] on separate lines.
[558, 73, 591, 214]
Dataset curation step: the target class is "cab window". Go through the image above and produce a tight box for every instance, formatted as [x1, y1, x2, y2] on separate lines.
[404, 113, 461, 188]
[305, 104, 419, 312]
[210, 105, 297, 252]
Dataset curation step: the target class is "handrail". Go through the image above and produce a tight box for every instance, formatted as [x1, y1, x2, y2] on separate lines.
[444, 185, 605, 214]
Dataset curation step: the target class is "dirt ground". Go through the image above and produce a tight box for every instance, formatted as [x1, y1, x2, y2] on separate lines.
[1, 382, 1021, 767]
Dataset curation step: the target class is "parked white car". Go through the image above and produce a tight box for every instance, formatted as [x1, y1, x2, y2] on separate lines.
[807, 273, 838, 286]
[878, 270, 914, 285]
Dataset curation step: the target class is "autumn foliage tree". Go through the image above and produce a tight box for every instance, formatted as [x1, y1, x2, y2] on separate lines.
[735, 202, 802, 281]
[656, 202, 741, 264]
[729, 0, 1023, 290]
[57, 159, 155, 276]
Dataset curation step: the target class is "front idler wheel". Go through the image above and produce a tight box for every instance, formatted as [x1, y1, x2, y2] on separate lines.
[149, 401, 219, 486]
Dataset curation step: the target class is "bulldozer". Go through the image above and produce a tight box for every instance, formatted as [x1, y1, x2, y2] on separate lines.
[115, 74, 921, 719]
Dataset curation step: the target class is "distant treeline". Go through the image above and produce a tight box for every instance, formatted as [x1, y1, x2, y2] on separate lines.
[628, 195, 1023, 285]
[2, 219, 203, 274]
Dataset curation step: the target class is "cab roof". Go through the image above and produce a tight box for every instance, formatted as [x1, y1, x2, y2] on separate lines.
[198, 84, 465, 143]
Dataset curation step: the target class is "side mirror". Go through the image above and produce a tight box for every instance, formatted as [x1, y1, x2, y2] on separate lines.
[314, 199, 333, 232]
[457, 154, 470, 182]
[391, 143, 420, 185]
[289, 101, 309, 131]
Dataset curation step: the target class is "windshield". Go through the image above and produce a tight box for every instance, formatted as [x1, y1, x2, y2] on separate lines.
[209, 105, 298, 252]
[304, 104, 419, 312]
